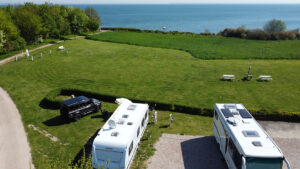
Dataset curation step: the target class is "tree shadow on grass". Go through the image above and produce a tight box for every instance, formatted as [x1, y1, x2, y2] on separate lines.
[159, 124, 169, 128]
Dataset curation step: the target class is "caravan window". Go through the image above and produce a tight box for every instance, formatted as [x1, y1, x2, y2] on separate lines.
[141, 118, 145, 127]
[214, 110, 219, 120]
[246, 157, 283, 169]
[137, 127, 140, 137]
[128, 141, 133, 156]
[228, 138, 242, 169]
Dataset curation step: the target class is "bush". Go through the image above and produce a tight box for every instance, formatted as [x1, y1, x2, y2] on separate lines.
[264, 19, 286, 32]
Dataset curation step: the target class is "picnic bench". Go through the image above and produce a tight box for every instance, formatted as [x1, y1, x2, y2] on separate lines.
[258, 75, 272, 81]
[222, 74, 235, 81]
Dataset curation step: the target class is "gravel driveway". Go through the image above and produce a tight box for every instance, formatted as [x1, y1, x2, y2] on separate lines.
[146, 121, 300, 169]
[0, 87, 33, 169]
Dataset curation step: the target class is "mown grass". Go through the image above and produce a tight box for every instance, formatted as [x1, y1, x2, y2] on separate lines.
[87, 31, 300, 59]
[0, 38, 299, 168]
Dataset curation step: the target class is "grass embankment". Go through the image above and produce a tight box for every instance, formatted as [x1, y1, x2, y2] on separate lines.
[87, 31, 300, 59]
[0, 38, 299, 168]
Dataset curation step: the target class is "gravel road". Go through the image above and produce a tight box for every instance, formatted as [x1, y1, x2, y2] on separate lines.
[0, 87, 33, 169]
[146, 121, 300, 169]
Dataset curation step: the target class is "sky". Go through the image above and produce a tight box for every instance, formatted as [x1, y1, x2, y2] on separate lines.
[1, 0, 300, 4]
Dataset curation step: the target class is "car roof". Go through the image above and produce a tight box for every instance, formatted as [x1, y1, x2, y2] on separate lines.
[61, 96, 89, 107]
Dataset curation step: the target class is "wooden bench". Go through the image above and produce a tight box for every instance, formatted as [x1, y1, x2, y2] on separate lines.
[222, 74, 235, 81]
[258, 75, 272, 81]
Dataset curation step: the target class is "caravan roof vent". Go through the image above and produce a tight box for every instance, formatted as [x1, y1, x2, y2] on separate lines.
[122, 114, 129, 118]
[252, 141, 262, 147]
[111, 132, 119, 137]
[117, 119, 125, 125]
[224, 104, 237, 109]
[243, 130, 259, 137]
[127, 104, 137, 110]
[127, 122, 133, 125]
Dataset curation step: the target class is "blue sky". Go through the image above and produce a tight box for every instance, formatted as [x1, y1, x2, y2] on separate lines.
[1, 0, 300, 4]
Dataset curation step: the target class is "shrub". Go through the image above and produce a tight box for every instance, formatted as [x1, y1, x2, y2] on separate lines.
[264, 19, 286, 32]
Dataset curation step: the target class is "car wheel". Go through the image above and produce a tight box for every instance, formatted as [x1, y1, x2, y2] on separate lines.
[74, 113, 81, 121]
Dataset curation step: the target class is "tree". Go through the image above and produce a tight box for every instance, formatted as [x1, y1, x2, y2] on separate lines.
[264, 19, 286, 32]
[0, 9, 25, 52]
[13, 6, 43, 44]
[0, 30, 6, 53]
[85, 7, 101, 31]
[68, 8, 89, 34]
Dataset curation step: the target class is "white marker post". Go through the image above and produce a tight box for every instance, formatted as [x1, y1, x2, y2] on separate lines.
[152, 111, 157, 124]
[31, 56, 34, 61]
[169, 114, 174, 127]
[49, 50, 52, 55]
[40, 53, 43, 58]
[15, 56, 18, 61]
[26, 49, 29, 58]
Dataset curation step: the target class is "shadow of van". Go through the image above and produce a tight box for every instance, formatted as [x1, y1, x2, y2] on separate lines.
[180, 136, 228, 169]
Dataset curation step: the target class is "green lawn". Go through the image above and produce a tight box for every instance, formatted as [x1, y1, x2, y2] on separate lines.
[0, 38, 299, 168]
[88, 31, 300, 59]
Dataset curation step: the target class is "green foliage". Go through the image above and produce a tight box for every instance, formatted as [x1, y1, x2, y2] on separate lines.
[0, 3, 100, 55]
[0, 30, 6, 52]
[0, 9, 26, 53]
[85, 7, 101, 31]
[264, 19, 286, 32]
[87, 31, 300, 59]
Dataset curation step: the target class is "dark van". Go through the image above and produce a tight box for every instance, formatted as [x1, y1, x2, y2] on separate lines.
[60, 96, 101, 121]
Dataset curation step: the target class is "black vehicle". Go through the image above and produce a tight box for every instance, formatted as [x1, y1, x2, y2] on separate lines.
[60, 96, 101, 121]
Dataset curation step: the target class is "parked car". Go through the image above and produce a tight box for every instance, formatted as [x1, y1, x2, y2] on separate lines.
[60, 96, 101, 121]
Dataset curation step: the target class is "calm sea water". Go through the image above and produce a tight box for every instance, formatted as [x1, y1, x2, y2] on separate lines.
[70, 4, 300, 33]
[2, 4, 300, 33]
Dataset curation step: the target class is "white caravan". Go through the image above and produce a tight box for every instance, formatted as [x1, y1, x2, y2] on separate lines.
[92, 98, 149, 169]
[213, 103, 291, 169]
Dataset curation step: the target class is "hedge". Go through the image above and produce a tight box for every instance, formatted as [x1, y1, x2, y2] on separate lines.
[40, 88, 300, 122]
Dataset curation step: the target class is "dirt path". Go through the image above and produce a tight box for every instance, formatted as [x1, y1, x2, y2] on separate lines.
[0, 87, 33, 169]
[146, 121, 300, 169]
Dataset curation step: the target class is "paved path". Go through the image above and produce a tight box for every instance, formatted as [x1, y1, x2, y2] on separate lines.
[0, 87, 33, 169]
[146, 121, 300, 169]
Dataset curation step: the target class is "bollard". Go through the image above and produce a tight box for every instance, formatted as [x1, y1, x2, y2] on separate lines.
[49, 50, 52, 55]
[15, 56, 18, 61]
[40, 53, 43, 58]
[31, 56, 34, 61]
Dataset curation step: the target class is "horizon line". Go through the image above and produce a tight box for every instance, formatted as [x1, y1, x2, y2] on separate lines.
[2, 3, 300, 5]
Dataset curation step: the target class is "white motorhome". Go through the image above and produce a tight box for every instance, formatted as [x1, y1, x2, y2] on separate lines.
[213, 103, 291, 169]
[92, 98, 149, 169]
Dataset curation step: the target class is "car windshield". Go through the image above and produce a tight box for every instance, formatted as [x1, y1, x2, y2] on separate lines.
[246, 157, 283, 169]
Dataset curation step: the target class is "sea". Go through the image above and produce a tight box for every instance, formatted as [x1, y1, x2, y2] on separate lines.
[71, 4, 300, 33]
[2, 4, 300, 33]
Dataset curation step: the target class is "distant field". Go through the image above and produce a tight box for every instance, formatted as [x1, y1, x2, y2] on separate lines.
[0, 38, 300, 168]
[88, 31, 300, 59]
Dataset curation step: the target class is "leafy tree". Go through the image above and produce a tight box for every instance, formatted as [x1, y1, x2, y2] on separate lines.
[0, 9, 25, 52]
[85, 7, 101, 31]
[0, 30, 6, 53]
[68, 8, 89, 34]
[264, 19, 286, 32]
[13, 6, 43, 44]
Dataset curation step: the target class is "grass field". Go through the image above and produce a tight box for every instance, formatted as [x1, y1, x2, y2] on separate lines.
[88, 31, 300, 59]
[0, 36, 299, 168]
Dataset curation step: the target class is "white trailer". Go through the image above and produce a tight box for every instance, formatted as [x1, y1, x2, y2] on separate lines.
[213, 103, 291, 169]
[92, 98, 149, 169]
